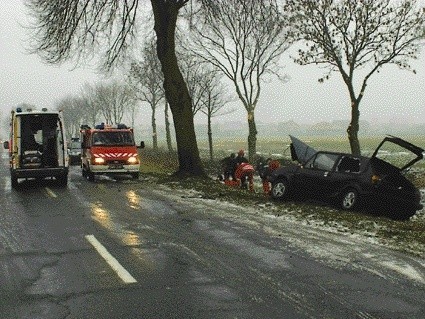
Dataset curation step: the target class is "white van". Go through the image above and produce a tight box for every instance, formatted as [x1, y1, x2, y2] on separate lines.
[3, 106, 69, 188]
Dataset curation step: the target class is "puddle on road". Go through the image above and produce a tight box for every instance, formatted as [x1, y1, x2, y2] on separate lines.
[126, 190, 141, 210]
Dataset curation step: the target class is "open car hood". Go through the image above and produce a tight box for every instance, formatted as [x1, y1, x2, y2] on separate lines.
[289, 135, 317, 165]
[372, 135, 424, 171]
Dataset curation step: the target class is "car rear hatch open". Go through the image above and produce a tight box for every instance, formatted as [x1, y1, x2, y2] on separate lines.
[371, 135, 424, 172]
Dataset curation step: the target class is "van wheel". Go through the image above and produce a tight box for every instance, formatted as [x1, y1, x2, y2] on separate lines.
[11, 174, 18, 189]
[340, 188, 358, 210]
[57, 174, 68, 187]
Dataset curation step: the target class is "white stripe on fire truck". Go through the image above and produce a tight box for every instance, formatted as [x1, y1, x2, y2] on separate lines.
[93, 153, 137, 157]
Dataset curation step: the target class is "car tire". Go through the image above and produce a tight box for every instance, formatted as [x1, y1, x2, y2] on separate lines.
[340, 188, 358, 210]
[271, 178, 289, 200]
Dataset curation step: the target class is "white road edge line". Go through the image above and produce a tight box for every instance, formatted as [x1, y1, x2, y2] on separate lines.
[45, 187, 57, 198]
[85, 234, 137, 284]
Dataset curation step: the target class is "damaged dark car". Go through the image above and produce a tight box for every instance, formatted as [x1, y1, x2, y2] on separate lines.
[268, 135, 424, 220]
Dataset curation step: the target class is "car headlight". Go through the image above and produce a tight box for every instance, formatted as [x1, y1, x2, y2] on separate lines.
[93, 157, 106, 165]
[127, 156, 139, 164]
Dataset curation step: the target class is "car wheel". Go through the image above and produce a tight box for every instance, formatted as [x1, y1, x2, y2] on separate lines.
[271, 178, 289, 200]
[340, 188, 358, 210]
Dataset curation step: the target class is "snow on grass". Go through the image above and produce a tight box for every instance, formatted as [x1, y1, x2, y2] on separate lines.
[140, 175, 425, 284]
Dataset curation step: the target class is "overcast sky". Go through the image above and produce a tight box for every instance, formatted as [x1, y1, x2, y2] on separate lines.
[1, 1, 424, 137]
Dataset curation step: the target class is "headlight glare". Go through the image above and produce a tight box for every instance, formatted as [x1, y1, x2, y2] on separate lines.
[93, 157, 105, 165]
[127, 156, 139, 164]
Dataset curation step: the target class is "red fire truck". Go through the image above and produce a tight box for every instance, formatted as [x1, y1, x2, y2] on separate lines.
[80, 123, 144, 181]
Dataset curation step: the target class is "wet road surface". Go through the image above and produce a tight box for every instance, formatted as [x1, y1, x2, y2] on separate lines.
[1, 150, 424, 318]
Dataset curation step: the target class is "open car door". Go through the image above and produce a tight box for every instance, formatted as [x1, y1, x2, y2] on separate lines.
[289, 135, 318, 165]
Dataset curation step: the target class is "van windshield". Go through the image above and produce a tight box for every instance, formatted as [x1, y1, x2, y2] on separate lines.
[69, 141, 81, 149]
[92, 131, 135, 146]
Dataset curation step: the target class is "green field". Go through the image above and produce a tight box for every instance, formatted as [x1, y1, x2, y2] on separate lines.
[197, 135, 425, 169]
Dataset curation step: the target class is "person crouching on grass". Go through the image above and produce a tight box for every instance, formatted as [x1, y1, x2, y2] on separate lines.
[233, 150, 255, 191]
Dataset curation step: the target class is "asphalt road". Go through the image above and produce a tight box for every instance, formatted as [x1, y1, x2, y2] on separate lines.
[1, 149, 424, 319]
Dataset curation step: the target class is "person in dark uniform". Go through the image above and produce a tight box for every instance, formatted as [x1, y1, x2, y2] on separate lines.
[219, 153, 236, 181]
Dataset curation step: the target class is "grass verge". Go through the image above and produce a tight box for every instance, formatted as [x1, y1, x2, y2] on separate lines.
[139, 148, 425, 257]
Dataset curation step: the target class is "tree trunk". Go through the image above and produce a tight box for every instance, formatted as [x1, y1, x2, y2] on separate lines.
[207, 111, 213, 161]
[151, 1, 204, 177]
[164, 101, 173, 152]
[131, 109, 135, 129]
[247, 110, 257, 163]
[347, 100, 361, 156]
[151, 107, 158, 150]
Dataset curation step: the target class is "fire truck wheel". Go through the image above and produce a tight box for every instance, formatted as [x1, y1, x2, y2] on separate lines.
[87, 171, 95, 181]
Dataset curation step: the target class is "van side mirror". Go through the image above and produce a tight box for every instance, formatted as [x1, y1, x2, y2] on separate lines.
[3, 141, 9, 149]
[138, 141, 145, 149]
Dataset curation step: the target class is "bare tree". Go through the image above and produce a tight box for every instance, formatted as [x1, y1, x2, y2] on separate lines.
[26, 0, 205, 176]
[56, 96, 86, 138]
[80, 83, 101, 127]
[128, 36, 165, 150]
[188, 0, 293, 161]
[285, 0, 425, 155]
[124, 102, 139, 131]
[151, 1, 205, 175]
[95, 81, 135, 125]
[199, 70, 235, 161]
[178, 52, 209, 116]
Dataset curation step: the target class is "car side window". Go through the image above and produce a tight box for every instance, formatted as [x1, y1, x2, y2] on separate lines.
[337, 156, 361, 173]
[307, 153, 339, 171]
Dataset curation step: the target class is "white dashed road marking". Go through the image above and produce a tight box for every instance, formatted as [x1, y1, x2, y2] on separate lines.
[85, 234, 137, 284]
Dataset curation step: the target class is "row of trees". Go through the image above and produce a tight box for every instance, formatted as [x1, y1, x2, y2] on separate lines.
[26, 0, 425, 177]
[126, 35, 235, 159]
[56, 82, 136, 140]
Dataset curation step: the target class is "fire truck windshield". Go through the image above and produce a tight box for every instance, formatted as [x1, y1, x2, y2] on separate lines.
[92, 131, 135, 146]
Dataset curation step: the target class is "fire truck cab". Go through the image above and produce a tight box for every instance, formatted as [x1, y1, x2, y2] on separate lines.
[3, 106, 69, 188]
[80, 123, 144, 181]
